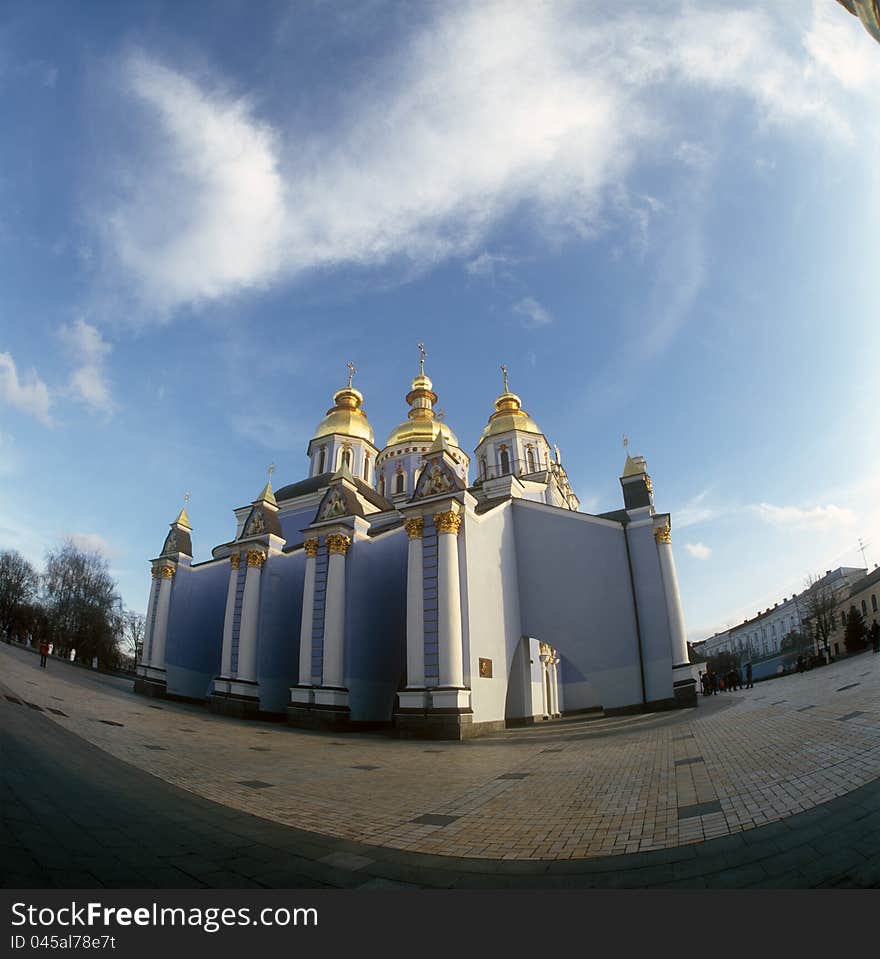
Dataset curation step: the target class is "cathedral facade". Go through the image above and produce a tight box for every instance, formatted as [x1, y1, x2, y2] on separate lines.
[135, 355, 697, 739]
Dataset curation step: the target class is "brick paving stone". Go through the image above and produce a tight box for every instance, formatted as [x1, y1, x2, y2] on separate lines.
[3, 641, 880, 872]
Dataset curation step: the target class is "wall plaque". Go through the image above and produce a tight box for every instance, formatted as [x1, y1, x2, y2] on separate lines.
[478, 657, 493, 678]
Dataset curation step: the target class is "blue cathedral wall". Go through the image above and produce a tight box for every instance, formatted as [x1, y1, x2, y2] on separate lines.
[164, 561, 226, 699]
[279, 504, 321, 548]
[510, 501, 649, 712]
[344, 528, 408, 722]
[255, 549, 306, 713]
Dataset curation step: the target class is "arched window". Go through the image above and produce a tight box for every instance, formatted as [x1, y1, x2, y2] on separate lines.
[872, 594, 878, 612]
[500, 448, 510, 475]
[862, 599, 868, 616]
[480, 456, 487, 479]
[395, 471, 405, 494]
[527, 446, 536, 473]
[363, 455, 370, 481]
[378, 474, 385, 497]
[318, 447, 326, 473]
[342, 448, 351, 470]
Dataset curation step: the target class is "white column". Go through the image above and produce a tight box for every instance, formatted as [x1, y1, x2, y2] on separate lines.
[405, 518, 425, 687]
[219, 553, 240, 676]
[141, 569, 159, 665]
[236, 549, 265, 682]
[434, 510, 464, 688]
[656, 524, 690, 667]
[150, 565, 175, 668]
[322, 534, 350, 687]
[550, 659, 560, 716]
[298, 539, 318, 684]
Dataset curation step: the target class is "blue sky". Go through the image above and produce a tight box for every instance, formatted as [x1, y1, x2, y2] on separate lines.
[1, 0, 878, 641]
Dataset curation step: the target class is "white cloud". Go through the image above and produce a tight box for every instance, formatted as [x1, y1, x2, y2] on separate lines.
[804, 0, 880, 92]
[58, 319, 115, 414]
[674, 141, 710, 169]
[685, 541, 712, 560]
[0, 352, 52, 425]
[101, 51, 286, 314]
[94, 3, 871, 317]
[66, 532, 115, 558]
[464, 252, 515, 283]
[751, 502, 858, 530]
[675, 490, 723, 529]
[513, 297, 553, 330]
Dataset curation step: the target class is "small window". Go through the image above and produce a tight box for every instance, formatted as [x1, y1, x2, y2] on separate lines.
[872, 594, 877, 612]
[861, 599, 867, 616]
[480, 456, 487, 479]
[342, 449, 351, 469]
[379, 474, 385, 496]
[527, 447, 536, 473]
[500, 449, 510, 475]
[318, 447, 326, 472]
[363, 455, 370, 481]
[395, 472, 405, 494]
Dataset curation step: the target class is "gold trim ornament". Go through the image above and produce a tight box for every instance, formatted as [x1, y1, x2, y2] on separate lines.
[229, 553, 241, 569]
[404, 517, 424, 540]
[159, 565, 175, 579]
[304, 538, 319, 558]
[246, 549, 267, 568]
[151, 566, 160, 579]
[326, 533, 352, 555]
[433, 510, 462, 535]
[654, 522, 671, 545]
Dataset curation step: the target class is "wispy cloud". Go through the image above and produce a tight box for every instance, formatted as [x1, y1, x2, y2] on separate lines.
[66, 531, 115, 559]
[58, 319, 115, 415]
[750, 502, 858, 530]
[0, 351, 52, 425]
[89, 3, 871, 319]
[464, 252, 515, 284]
[513, 297, 553, 330]
[685, 541, 712, 560]
[675, 489, 724, 529]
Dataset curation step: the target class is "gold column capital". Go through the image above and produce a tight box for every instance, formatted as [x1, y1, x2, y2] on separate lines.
[151, 566, 160, 579]
[404, 517, 424, 540]
[159, 565, 175, 579]
[246, 549, 267, 569]
[433, 510, 462, 535]
[229, 552, 241, 569]
[304, 538, 319, 558]
[326, 533, 351, 555]
[654, 522, 671, 545]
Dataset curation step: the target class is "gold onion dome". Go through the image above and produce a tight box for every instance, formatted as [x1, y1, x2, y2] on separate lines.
[480, 370, 544, 441]
[385, 370, 459, 448]
[312, 382, 375, 445]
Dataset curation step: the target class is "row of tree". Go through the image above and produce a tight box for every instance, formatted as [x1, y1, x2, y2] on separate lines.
[0, 543, 144, 670]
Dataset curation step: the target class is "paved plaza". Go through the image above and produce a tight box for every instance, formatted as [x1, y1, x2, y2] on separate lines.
[2, 640, 880, 887]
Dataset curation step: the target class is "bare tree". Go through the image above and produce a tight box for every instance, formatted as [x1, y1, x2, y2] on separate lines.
[0, 549, 40, 642]
[803, 574, 837, 662]
[120, 610, 146, 667]
[43, 540, 123, 668]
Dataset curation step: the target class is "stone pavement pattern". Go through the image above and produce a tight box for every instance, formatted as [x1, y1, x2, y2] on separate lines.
[2, 642, 880, 887]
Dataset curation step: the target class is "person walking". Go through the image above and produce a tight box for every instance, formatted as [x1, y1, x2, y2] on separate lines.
[745, 661, 753, 689]
[39, 639, 49, 669]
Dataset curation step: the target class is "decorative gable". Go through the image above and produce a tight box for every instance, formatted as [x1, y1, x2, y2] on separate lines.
[413, 458, 463, 500]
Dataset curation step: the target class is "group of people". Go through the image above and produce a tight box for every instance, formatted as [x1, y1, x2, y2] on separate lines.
[701, 662, 753, 695]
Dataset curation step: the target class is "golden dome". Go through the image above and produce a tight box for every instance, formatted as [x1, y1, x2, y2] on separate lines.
[382, 362, 460, 450]
[385, 416, 459, 448]
[312, 385, 375, 445]
[480, 391, 544, 441]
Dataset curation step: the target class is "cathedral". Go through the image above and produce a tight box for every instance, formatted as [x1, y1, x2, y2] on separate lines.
[135, 350, 697, 739]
